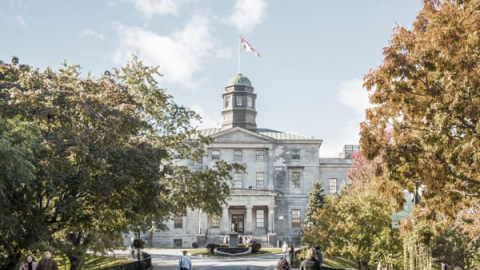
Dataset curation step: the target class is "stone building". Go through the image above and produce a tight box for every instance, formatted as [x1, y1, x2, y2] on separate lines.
[128, 74, 357, 248]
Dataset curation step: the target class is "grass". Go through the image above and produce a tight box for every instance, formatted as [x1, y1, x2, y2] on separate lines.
[43, 255, 131, 270]
[323, 256, 359, 269]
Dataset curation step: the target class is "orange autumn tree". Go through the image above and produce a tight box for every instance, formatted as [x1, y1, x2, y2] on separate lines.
[360, 0, 480, 268]
[360, 0, 480, 220]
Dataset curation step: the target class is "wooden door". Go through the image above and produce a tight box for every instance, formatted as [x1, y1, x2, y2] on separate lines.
[232, 214, 244, 234]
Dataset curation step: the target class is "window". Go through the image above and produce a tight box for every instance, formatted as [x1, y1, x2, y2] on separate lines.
[173, 214, 183, 229]
[247, 96, 253, 107]
[329, 178, 338, 194]
[173, 239, 183, 248]
[211, 215, 220, 228]
[256, 172, 265, 189]
[233, 173, 242, 188]
[291, 150, 300, 160]
[256, 210, 265, 228]
[291, 172, 301, 189]
[234, 150, 243, 161]
[224, 96, 231, 108]
[292, 209, 301, 227]
[212, 150, 220, 160]
[256, 150, 265, 161]
[236, 96, 243, 106]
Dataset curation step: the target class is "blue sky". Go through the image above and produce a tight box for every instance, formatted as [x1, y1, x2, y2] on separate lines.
[0, 0, 422, 157]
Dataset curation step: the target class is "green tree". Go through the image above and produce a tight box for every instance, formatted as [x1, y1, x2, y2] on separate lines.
[0, 57, 241, 270]
[303, 153, 401, 270]
[305, 182, 326, 224]
[0, 116, 44, 270]
[360, 0, 480, 216]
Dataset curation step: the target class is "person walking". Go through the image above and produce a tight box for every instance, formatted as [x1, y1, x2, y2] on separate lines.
[282, 241, 289, 258]
[299, 248, 320, 270]
[288, 245, 294, 266]
[37, 249, 58, 270]
[18, 254, 37, 270]
[178, 250, 192, 270]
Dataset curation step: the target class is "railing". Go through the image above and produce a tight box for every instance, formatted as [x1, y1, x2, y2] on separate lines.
[97, 252, 151, 270]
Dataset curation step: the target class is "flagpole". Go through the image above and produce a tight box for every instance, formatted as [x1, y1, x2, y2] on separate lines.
[237, 34, 241, 74]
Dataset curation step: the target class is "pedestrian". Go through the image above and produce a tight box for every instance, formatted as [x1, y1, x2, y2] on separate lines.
[18, 254, 37, 270]
[314, 246, 323, 266]
[37, 249, 58, 270]
[178, 250, 192, 270]
[282, 241, 289, 257]
[130, 245, 135, 259]
[299, 248, 320, 270]
[288, 245, 294, 266]
[276, 257, 290, 270]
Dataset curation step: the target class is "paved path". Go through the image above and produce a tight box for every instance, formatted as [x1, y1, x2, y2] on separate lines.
[115, 248, 297, 270]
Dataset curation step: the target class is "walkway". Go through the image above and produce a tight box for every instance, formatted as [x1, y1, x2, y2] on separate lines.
[114, 248, 299, 270]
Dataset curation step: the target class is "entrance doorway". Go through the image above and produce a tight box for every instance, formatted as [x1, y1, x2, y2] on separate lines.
[232, 214, 244, 234]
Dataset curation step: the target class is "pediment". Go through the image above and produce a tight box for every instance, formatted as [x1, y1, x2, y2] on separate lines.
[211, 127, 275, 143]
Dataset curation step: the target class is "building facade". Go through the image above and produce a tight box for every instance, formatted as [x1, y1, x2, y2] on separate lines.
[128, 74, 357, 248]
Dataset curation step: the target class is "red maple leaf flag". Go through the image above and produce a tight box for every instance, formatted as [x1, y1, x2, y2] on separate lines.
[240, 36, 261, 57]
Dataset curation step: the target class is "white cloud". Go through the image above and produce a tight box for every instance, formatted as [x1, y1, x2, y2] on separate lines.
[81, 29, 105, 40]
[111, 15, 217, 87]
[129, 0, 189, 19]
[338, 78, 370, 120]
[189, 104, 222, 129]
[14, 15, 27, 28]
[224, 0, 267, 33]
[319, 78, 370, 158]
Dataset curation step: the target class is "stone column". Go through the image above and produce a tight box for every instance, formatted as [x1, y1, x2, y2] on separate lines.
[245, 205, 253, 234]
[268, 205, 274, 233]
[221, 206, 229, 234]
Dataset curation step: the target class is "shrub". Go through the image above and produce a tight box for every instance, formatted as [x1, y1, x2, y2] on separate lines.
[206, 243, 218, 254]
[251, 243, 262, 253]
[133, 239, 145, 249]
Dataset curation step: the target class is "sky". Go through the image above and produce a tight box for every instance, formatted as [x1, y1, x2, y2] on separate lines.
[0, 0, 423, 157]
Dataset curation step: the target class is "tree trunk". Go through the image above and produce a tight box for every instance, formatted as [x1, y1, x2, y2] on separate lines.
[3, 252, 21, 270]
[68, 256, 85, 270]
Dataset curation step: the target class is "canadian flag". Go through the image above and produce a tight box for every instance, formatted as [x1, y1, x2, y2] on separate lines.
[240, 37, 261, 57]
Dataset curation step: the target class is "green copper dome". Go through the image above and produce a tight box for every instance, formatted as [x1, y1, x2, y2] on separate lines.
[227, 73, 252, 87]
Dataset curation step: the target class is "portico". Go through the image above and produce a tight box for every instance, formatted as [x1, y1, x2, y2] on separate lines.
[220, 189, 277, 236]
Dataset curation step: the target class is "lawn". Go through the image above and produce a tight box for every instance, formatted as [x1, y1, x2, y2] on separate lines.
[33, 255, 131, 270]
